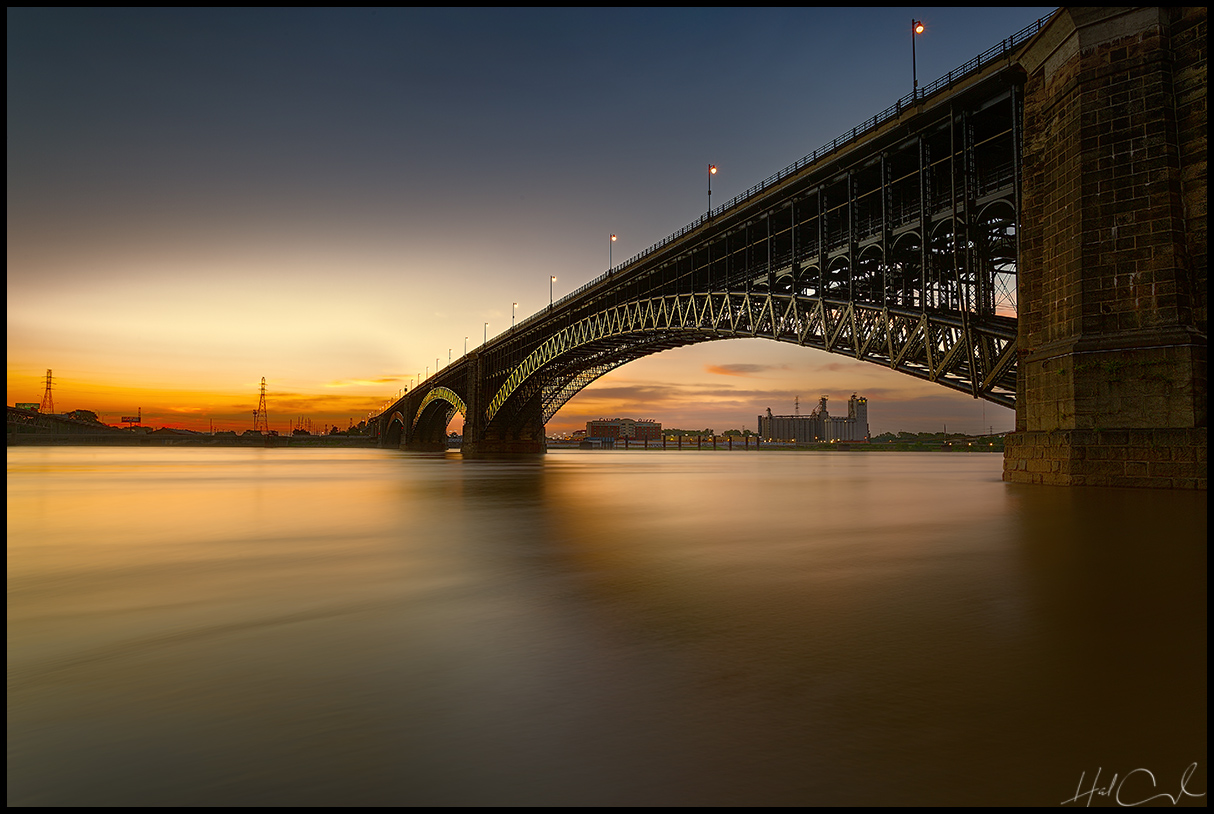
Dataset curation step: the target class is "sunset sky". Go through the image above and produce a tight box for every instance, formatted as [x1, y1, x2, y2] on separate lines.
[8, 7, 1053, 435]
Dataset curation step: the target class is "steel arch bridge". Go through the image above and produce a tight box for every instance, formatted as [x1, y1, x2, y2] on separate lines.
[374, 16, 1048, 453]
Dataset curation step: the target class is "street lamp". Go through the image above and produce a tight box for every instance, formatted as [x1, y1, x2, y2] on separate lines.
[484, 322, 488, 344]
[912, 19, 925, 100]
[512, 302, 517, 328]
[610, 234, 616, 270]
[550, 276, 557, 307]
[464, 336, 468, 355]
[708, 164, 717, 217]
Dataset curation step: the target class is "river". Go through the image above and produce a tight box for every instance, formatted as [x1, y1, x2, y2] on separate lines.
[6, 447, 1206, 805]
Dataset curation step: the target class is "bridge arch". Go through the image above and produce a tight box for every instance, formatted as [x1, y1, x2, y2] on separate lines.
[973, 200, 1018, 317]
[484, 288, 1016, 436]
[411, 386, 467, 445]
[383, 411, 407, 448]
[855, 245, 883, 304]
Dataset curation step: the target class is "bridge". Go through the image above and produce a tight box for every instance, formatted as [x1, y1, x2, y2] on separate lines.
[371, 7, 1206, 489]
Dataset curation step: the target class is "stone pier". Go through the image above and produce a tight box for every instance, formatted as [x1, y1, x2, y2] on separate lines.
[1004, 7, 1206, 488]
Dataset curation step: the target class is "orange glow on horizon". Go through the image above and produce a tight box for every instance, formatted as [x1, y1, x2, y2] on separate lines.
[6, 369, 395, 434]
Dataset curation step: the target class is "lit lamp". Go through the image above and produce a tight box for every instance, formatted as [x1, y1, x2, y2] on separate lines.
[550, 275, 557, 307]
[707, 164, 717, 216]
[912, 19, 925, 100]
[610, 234, 616, 270]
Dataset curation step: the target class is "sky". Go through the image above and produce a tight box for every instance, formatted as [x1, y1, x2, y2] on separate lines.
[8, 7, 1054, 436]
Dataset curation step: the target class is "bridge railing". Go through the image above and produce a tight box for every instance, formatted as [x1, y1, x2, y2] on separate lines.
[513, 11, 1053, 334]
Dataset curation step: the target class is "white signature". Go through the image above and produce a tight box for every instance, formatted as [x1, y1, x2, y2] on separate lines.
[1062, 764, 1205, 806]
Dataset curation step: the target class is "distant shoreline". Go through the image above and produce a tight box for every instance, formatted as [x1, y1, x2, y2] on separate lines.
[7, 434, 380, 448]
[9, 436, 1003, 452]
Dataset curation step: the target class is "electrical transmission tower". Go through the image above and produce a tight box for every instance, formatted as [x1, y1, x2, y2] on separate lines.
[39, 369, 54, 414]
[253, 377, 269, 433]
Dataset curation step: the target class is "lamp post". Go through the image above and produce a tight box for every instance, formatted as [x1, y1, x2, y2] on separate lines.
[512, 302, 517, 329]
[912, 19, 925, 100]
[484, 322, 488, 345]
[464, 337, 468, 355]
[550, 276, 557, 307]
[610, 234, 616, 270]
[707, 164, 717, 217]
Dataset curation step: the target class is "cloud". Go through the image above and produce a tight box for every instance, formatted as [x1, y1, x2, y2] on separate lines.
[705, 363, 785, 377]
[572, 384, 678, 403]
[324, 376, 407, 388]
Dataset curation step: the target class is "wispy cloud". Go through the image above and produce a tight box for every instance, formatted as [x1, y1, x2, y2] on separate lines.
[705, 363, 785, 377]
[324, 376, 406, 388]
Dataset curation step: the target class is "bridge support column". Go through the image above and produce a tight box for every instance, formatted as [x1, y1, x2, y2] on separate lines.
[1004, 8, 1206, 488]
[459, 353, 546, 455]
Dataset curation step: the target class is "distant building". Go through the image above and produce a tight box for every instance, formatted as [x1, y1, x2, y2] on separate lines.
[757, 394, 869, 442]
[585, 418, 662, 441]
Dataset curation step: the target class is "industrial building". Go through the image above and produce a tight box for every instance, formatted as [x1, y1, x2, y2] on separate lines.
[757, 394, 868, 442]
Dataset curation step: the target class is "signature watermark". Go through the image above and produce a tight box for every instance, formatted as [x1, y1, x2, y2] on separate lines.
[1062, 764, 1205, 807]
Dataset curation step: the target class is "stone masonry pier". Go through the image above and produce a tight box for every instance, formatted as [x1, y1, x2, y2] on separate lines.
[1004, 7, 1207, 488]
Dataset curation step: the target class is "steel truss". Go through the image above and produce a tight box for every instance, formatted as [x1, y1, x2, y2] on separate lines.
[488, 292, 1017, 429]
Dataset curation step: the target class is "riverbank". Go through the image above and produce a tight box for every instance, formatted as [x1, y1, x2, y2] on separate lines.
[546, 440, 1004, 452]
[7, 433, 380, 448]
[9, 436, 1001, 451]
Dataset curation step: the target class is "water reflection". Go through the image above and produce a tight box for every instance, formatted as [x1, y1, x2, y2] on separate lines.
[7, 448, 1206, 805]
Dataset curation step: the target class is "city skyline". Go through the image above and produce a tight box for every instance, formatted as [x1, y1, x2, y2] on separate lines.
[7, 8, 1054, 436]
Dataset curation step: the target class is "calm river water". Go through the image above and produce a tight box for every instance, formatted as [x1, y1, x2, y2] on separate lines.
[7, 447, 1207, 805]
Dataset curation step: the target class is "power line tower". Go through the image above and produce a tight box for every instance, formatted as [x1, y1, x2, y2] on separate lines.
[253, 377, 269, 433]
[39, 369, 54, 414]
